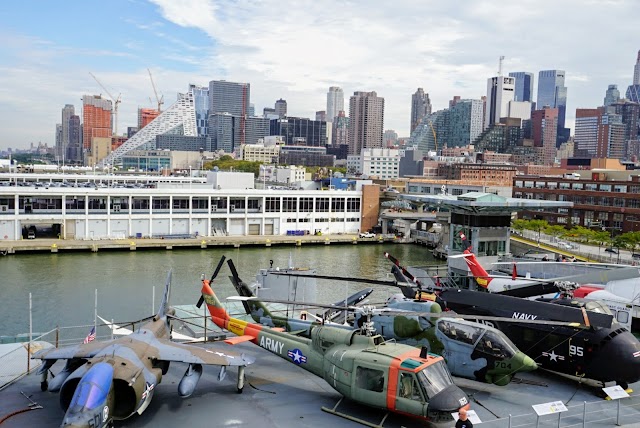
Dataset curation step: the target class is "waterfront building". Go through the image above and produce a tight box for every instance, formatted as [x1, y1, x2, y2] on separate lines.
[410, 88, 432, 134]
[513, 170, 640, 232]
[448, 99, 484, 148]
[82, 95, 112, 151]
[348, 91, 384, 155]
[508, 72, 534, 102]
[270, 117, 328, 147]
[86, 137, 112, 167]
[604, 84, 620, 106]
[0, 172, 365, 240]
[275, 99, 287, 119]
[485, 76, 515, 130]
[99, 89, 198, 167]
[326, 86, 344, 122]
[537, 70, 569, 145]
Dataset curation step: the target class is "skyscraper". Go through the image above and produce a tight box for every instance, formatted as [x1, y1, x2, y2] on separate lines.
[604, 85, 620, 106]
[60, 104, 75, 161]
[531, 107, 558, 165]
[82, 95, 112, 151]
[626, 51, 640, 103]
[209, 80, 251, 116]
[189, 84, 209, 136]
[537, 70, 568, 145]
[315, 111, 327, 122]
[209, 80, 251, 146]
[348, 91, 384, 155]
[485, 76, 515, 130]
[333, 111, 349, 147]
[67, 115, 82, 163]
[410, 88, 432, 134]
[326, 87, 344, 122]
[448, 99, 484, 148]
[508, 72, 534, 102]
[275, 99, 287, 118]
[634, 50, 640, 86]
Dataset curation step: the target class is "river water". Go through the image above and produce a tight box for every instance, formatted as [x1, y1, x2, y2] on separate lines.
[0, 244, 437, 336]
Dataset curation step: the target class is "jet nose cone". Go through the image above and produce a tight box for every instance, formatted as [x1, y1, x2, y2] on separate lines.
[518, 352, 538, 373]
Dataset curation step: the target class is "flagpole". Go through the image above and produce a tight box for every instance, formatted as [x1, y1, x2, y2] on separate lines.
[94, 289, 98, 333]
[28, 292, 32, 372]
[152, 285, 155, 315]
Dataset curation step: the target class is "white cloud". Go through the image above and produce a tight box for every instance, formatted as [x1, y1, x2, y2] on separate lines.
[1, 0, 639, 149]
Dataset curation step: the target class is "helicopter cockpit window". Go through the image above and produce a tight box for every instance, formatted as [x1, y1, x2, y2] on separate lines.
[416, 360, 454, 398]
[438, 321, 482, 345]
[475, 331, 517, 359]
[398, 372, 423, 401]
[356, 366, 384, 393]
[584, 301, 618, 325]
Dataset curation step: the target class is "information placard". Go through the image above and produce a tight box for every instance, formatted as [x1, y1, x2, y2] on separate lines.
[532, 401, 568, 416]
[603, 385, 630, 400]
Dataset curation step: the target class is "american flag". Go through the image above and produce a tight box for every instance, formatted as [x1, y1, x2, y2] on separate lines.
[83, 326, 96, 344]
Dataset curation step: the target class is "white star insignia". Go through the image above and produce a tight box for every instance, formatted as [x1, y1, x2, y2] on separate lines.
[549, 351, 558, 361]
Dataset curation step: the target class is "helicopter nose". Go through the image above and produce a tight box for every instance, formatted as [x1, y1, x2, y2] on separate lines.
[428, 384, 470, 413]
[589, 330, 640, 387]
[516, 352, 538, 373]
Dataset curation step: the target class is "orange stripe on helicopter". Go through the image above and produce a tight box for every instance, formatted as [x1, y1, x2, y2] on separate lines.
[387, 348, 440, 414]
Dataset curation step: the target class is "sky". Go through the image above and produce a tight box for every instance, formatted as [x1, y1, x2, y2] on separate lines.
[0, 0, 638, 150]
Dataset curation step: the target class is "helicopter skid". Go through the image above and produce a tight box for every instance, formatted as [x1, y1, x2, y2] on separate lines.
[321, 397, 390, 428]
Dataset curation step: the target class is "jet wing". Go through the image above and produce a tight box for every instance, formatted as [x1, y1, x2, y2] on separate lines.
[32, 340, 115, 360]
[152, 338, 254, 366]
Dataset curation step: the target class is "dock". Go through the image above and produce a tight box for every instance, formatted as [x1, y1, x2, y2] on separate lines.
[0, 234, 397, 255]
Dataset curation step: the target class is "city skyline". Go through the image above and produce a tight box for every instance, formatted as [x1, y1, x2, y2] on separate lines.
[0, 0, 638, 150]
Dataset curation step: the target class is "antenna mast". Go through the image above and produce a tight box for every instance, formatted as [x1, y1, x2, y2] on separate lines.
[498, 56, 505, 77]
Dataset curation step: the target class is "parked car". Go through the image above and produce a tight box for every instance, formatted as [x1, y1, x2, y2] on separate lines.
[605, 247, 619, 254]
[359, 232, 376, 238]
[632, 253, 640, 260]
[27, 230, 35, 239]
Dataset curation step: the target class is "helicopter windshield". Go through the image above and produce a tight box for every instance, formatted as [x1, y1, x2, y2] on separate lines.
[416, 360, 454, 398]
[584, 301, 618, 325]
[475, 330, 517, 358]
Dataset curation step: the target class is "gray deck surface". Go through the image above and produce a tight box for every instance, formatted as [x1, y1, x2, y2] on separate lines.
[2, 340, 640, 427]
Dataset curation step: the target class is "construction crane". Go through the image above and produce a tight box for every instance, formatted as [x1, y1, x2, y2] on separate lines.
[147, 68, 164, 113]
[89, 72, 122, 138]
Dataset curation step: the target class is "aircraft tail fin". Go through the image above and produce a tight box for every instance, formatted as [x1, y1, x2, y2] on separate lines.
[227, 260, 274, 321]
[200, 278, 230, 328]
[457, 232, 492, 289]
[462, 252, 492, 289]
[156, 270, 172, 320]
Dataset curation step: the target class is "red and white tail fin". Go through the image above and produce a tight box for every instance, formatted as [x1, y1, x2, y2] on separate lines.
[200, 279, 230, 328]
[458, 231, 492, 288]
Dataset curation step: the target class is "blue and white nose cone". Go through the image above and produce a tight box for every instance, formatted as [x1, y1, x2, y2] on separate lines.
[61, 362, 113, 428]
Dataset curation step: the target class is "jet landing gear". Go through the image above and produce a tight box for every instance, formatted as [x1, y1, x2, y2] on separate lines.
[40, 370, 49, 391]
[237, 366, 245, 393]
[321, 397, 390, 428]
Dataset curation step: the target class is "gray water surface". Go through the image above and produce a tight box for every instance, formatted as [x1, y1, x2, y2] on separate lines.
[0, 244, 437, 336]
